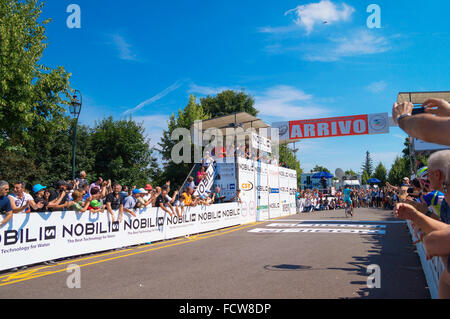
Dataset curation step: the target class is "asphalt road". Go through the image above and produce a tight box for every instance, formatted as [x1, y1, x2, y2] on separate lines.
[0, 208, 430, 299]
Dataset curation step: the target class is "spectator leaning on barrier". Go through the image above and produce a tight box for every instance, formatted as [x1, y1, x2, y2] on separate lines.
[9, 181, 41, 214]
[123, 188, 143, 218]
[182, 187, 194, 207]
[212, 186, 226, 204]
[31, 184, 49, 212]
[155, 185, 176, 217]
[0, 181, 13, 227]
[47, 181, 71, 212]
[105, 184, 124, 222]
[393, 98, 450, 146]
[230, 189, 242, 204]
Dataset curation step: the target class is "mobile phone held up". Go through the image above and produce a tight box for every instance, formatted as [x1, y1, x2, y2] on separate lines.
[412, 104, 426, 115]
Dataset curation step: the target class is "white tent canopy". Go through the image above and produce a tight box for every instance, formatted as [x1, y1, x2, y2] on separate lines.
[343, 180, 360, 186]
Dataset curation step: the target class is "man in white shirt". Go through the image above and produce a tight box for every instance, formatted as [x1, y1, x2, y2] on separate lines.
[9, 181, 43, 213]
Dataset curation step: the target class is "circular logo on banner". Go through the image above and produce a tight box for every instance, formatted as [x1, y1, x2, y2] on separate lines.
[369, 114, 387, 133]
[241, 205, 248, 217]
[249, 201, 256, 216]
[279, 124, 289, 137]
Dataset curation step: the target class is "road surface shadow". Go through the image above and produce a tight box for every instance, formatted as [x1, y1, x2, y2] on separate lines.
[328, 221, 430, 299]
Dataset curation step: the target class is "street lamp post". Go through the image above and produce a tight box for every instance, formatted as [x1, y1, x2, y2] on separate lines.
[69, 90, 82, 181]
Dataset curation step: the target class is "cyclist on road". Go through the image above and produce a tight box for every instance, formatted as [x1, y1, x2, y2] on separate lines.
[343, 186, 354, 217]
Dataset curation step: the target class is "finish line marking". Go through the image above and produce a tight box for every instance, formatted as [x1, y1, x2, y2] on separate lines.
[249, 228, 386, 235]
[266, 223, 386, 229]
[275, 220, 406, 224]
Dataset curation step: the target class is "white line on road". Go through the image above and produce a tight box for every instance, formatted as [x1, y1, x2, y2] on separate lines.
[273, 220, 406, 224]
[266, 223, 386, 229]
[249, 228, 387, 235]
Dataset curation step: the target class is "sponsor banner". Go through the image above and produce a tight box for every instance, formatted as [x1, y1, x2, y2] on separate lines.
[215, 163, 237, 201]
[272, 113, 389, 142]
[255, 161, 269, 221]
[0, 203, 240, 272]
[194, 164, 215, 197]
[251, 133, 272, 153]
[268, 164, 281, 219]
[279, 167, 292, 216]
[237, 157, 257, 224]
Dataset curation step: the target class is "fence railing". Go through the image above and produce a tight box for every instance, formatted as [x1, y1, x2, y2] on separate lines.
[407, 221, 445, 299]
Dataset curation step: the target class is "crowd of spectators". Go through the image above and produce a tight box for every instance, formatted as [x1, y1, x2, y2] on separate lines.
[296, 186, 399, 213]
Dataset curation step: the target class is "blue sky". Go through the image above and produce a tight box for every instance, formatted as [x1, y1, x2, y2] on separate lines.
[39, 0, 450, 174]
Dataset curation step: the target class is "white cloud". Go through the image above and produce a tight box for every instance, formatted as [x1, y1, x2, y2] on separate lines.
[123, 81, 183, 115]
[285, 0, 355, 35]
[109, 33, 139, 61]
[255, 85, 329, 120]
[304, 30, 391, 62]
[366, 81, 387, 93]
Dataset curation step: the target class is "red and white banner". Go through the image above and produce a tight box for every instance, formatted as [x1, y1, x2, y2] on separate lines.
[272, 113, 389, 142]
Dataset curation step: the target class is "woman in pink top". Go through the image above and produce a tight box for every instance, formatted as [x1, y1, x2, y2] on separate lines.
[196, 166, 206, 184]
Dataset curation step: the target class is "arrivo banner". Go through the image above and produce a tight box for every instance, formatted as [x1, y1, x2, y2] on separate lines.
[272, 113, 390, 142]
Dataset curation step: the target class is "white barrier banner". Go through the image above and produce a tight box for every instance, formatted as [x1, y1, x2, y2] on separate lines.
[0, 203, 240, 272]
[279, 167, 292, 216]
[268, 165, 281, 219]
[237, 157, 257, 224]
[255, 161, 269, 221]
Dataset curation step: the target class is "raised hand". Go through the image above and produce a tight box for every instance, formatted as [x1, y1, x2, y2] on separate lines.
[423, 98, 450, 117]
[394, 203, 417, 221]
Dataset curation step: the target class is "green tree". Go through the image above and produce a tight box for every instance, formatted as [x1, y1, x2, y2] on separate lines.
[362, 170, 370, 185]
[200, 90, 258, 117]
[90, 117, 160, 187]
[0, 0, 72, 152]
[373, 162, 388, 186]
[311, 166, 330, 173]
[158, 95, 209, 188]
[345, 169, 357, 176]
[388, 156, 410, 186]
[361, 151, 374, 178]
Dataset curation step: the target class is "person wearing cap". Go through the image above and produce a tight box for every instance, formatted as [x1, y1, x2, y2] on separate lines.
[198, 190, 213, 206]
[122, 188, 143, 218]
[88, 199, 104, 213]
[30, 184, 49, 212]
